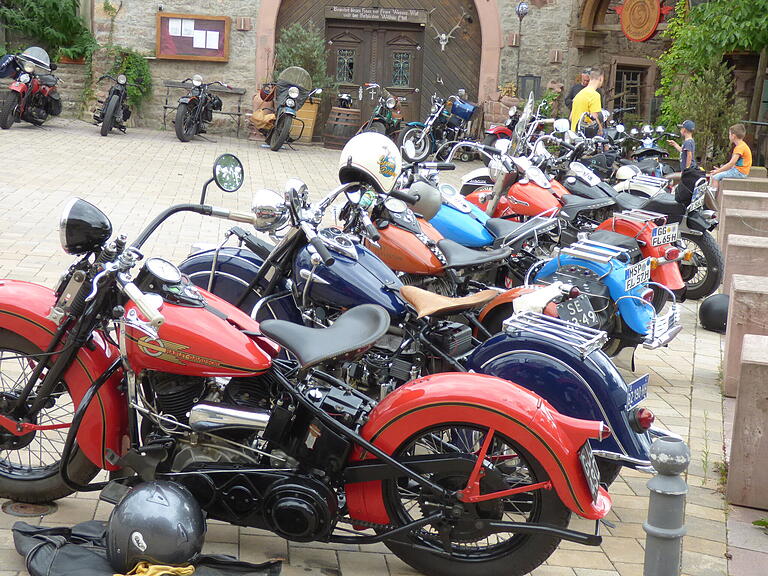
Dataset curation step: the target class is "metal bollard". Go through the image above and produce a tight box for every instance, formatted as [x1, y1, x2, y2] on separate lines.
[643, 436, 690, 576]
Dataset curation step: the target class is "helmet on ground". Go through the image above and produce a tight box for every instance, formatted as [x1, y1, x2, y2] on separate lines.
[409, 180, 442, 220]
[699, 293, 728, 333]
[106, 481, 206, 573]
[339, 132, 402, 195]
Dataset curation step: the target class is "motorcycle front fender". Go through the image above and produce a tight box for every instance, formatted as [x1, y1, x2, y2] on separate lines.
[8, 82, 28, 95]
[178, 96, 196, 105]
[279, 107, 297, 117]
[486, 125, 513, 137]
[405, 121, 426, 129]
[345, 372, 611, 525]
[0, 280, 126, 471]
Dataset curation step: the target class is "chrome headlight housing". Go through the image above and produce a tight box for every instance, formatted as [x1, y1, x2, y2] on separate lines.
[117, 74, 127, 85]
[288, 86, 300, 99]
[59, 198, 113, 255]
[251, 189, 289, 233]
[18, 73, 31, 84]
[192, 74, 203, 87]
[430, 104, 438, 114]
[285, 98, 296, 108]
[386, 97, 396, 109]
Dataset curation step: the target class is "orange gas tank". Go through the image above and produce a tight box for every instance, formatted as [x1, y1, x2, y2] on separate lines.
[365, 218, 445, 276]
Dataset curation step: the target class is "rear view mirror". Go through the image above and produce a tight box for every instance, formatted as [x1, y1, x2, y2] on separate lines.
[213, 154, 244, 193]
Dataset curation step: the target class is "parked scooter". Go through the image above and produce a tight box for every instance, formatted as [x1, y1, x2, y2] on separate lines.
[93, 73, 142, 136]
[357, 82, 403, 138]
[0, 155, 613, 576]
[260, 66, 323, 151]
[174, 74, 228, 142]
[0, 47, 62, 129]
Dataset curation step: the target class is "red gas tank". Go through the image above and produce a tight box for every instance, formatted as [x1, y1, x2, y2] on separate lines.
[123, 289, 277, 377]
[465, 179, 567, 219]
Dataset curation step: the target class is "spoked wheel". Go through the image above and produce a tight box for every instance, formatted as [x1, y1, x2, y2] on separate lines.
[175, 102, 197, 142]
[678, 231, 722, 300]
[100, 94, 119, 136]
[0, 92, 19, 129]
[0, 330, 97, 502]
[382, 424, 570, 576]
[398, 126, 431, 162]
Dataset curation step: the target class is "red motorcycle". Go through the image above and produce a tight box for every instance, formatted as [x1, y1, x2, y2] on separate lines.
[0, 47, 62, 129]
[0, 155, 611, 576]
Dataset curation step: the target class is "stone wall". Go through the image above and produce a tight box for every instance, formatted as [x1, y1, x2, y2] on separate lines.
[91, 0, 261, 129]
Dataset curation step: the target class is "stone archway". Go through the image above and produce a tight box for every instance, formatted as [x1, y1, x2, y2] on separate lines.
[254, 0, 502, 102]
[579, 0, 612, 30]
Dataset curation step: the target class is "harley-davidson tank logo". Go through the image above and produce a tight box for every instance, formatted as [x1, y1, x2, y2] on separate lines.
[136, 336, 222, 368]
[378, 149, 396, 177]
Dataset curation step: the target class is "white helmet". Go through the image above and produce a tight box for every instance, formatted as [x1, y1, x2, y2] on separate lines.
[615, 164, 642, 181]
[338, 133, 402, 194]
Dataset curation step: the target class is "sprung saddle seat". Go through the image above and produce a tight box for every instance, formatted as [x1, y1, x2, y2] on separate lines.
[400, 285, 498, 318]
[259, 304, 389, 369]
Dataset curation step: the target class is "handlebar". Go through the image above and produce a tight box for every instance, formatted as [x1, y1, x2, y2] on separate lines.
[121, 281, 165, 328]
[389, 189, 420, 205]
[300, 222, 335, 266]
[359, 210, 380, 242]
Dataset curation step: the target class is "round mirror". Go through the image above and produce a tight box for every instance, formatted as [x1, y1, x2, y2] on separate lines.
[553, 118, 570, 133]
[213, 154, 244, 193]
[508, 106, 518, 118]
[630, 127, 639, 136]
[616, 123, 626, 133]
[656, 125, 665, 133]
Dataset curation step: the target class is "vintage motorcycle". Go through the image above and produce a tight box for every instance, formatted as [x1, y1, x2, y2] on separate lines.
[0, 47, 62, 130]
[261, 66, 323, 151]
[0, 154, 616, 576]
[398, 88, 478, 162]
[174, 74, 228, 142]
[93, 73, 141, 136]
[357, 82, 403, 138]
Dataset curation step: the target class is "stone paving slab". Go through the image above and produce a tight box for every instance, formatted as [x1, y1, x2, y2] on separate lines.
[0, 119, 735, 575]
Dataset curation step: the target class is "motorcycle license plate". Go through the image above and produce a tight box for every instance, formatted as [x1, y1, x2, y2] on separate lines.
[689, 193, 706, 212]
[651, 223, 680, 247]
[557, 295, 599, 327]
[579, 442, 601, 502]
[625, 373, 649, 410]
[624, 258, 651, 291]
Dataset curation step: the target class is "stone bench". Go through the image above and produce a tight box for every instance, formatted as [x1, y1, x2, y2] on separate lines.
[750, 166, 768, 178]
[723, 235, 768, 294]
[727, 333, 768, 509]
[721, 176, 768, 193]
[720, 208, 768, 249]
[723, 275, 768, 397]
[722, 189, 768, 212]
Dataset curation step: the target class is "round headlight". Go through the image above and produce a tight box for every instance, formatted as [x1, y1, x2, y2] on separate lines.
[430, 104, 438, 114]
[192, 74, 203, 87]
[251, 189, 289, 232]
[386, 97, 396, 109]
[288, 86, 300, 99]
[630, 128, 639, 136]
[23, 61, 35, 74]
[656, 125, 665, 133]
[285, 98, 296, 108]
[18, 73, 31, 84]
[59, 198, 113, 255]
[117, 74, 127, 85]
[616, 124, 625, 133]
[642, 124, 652, 134]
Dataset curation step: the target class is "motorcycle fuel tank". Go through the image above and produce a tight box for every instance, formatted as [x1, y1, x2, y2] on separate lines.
[366, 218, 444, 276]
[429, 202, 494, 248]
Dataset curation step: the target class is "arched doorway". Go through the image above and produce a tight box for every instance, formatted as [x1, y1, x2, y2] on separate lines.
[255, 0, 501, 113]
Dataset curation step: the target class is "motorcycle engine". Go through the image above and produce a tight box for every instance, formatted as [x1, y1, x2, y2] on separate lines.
[425, 321, 473, 372]
[342, 333, 423, 398]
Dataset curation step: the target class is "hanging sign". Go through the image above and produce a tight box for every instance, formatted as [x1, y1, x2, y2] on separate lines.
[325, 6, 428, 25]
[615, 0, 662, 42]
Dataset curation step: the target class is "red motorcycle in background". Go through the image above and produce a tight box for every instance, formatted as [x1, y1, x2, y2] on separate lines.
[0, 155, 611, 576]
[0, 47, 62, 129]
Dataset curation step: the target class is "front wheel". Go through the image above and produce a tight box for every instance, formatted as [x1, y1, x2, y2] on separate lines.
[175, 102, 197, 142]
[365, 120, 387, 135]
[100, 94, 119, 136]
[0, 92, 19, 129]
[398, 126, 431, 162]
[382, 424, 570, 576]
[0, 329, 98, 502]
[270, 114, 292, 151]
[679, 231, 722, 299]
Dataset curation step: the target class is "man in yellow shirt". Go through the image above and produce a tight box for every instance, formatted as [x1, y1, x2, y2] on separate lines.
[570, 67, 604, 133]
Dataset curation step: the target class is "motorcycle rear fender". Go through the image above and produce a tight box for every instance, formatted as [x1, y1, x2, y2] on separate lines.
[685, 211, 710, 232]
[345, 372, 611, 524]
[477, 286, 558, 324]
[486, 125, 513, 137]
[178, 96, 196, 105]
[47, 90, 61, 101]
[0, 280, 126, 471]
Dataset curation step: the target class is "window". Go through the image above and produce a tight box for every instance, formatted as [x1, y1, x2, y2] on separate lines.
[392, 52, 411, 86]
[336, 49, 355, 83]
[518, 75, 541, 99]
[614, 67, 645, 115]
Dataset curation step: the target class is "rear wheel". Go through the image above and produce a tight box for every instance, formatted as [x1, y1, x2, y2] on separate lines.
[679, 231, 722, 300]
[382, 424, 570, 576]
[100, 94, 119, 136]
[0, 92, 19, 129]
[175, 102, 197, 142]
[651, 287, 669, 314]
[0, 329, 98, 502]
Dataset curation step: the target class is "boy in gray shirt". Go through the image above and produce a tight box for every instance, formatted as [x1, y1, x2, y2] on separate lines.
[667, 119, 696, 170]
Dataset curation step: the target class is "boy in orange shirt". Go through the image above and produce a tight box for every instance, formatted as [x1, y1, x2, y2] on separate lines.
[709, 123, 752, 183]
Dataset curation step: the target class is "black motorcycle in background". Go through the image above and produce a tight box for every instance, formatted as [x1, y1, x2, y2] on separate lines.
[358, 82, 404, 139]
[93, 74, 142, 136]
[174, 74, 228, 142]
[263, 66, 323, 152]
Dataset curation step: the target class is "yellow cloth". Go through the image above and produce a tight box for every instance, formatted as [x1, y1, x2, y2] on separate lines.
[734, 140, 752, 175]
[570, 87, 602, 132]
[115, 562, 195, 576]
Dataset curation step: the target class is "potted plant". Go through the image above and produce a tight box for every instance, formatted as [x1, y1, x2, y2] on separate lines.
[273, 22, 334, 142]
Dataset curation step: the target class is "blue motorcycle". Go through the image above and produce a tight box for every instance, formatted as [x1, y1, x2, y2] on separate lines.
[177, 169, 674, 483]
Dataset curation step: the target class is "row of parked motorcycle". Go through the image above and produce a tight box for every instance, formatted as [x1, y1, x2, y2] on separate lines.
[0, 92, 718, 575]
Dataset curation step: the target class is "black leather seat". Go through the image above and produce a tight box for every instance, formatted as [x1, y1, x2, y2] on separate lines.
[38, 74, 57, 86]
[614, 192, 685, 217]
[588, 230, 642, 263]
[559, 194, 616, 220]
[437, 239, 511, 270]
[486, 217, 558, 249]
[259, 304, 389, 369]
[484, 218, 526, 239]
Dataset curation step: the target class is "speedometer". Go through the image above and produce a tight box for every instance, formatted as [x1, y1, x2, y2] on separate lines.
[144, 258, 182, 284]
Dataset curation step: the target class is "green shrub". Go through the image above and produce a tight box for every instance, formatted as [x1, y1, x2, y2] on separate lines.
[107, 46, 152, 110]
[273, 22, 334, 91]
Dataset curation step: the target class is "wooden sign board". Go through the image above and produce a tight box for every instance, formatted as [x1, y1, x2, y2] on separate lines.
[156, 13, 230, 62]
[325, 6, 428, 25]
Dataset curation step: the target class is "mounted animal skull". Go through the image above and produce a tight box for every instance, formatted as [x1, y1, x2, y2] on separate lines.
[430, 10, 467, 52]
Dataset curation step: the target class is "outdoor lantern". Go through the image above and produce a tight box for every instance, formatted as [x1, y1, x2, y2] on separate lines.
[516, 1, 529, 20]
[515, 2, 530, 93]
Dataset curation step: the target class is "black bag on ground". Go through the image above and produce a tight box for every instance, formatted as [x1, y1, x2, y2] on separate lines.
[13, 521, 282, 576]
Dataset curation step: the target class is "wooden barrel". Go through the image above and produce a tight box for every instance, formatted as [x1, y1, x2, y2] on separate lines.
[323, 107, 361, 150]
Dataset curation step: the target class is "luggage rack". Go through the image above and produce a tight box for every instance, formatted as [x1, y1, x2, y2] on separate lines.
[613, 208, 666, 224]
[503, 312, 608, 358]
[559, 238, 630, 264]
[630, 174, 669, 190]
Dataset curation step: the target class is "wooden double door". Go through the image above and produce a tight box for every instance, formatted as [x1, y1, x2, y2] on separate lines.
[326, 21, 423, 125]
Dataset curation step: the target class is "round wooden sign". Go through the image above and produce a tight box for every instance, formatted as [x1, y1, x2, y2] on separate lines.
[620, 0, 662, 42]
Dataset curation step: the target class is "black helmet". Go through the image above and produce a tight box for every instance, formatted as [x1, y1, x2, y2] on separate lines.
[699, 293, 729, 333]
[106, 481, 206, 573]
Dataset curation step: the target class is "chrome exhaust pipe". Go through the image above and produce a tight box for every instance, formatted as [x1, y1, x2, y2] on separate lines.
[188, 403, 271, 433]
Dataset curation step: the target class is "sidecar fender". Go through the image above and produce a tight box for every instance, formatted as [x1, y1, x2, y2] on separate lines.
[0, 280, 126, 470]
[345, 372, 611, 525]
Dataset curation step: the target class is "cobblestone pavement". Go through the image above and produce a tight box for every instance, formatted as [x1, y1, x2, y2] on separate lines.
[0, 119, 733, 575]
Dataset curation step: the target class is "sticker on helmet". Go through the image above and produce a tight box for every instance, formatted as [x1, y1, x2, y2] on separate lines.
[378, 149, 396, 177]
[131, 531, 147, 552]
